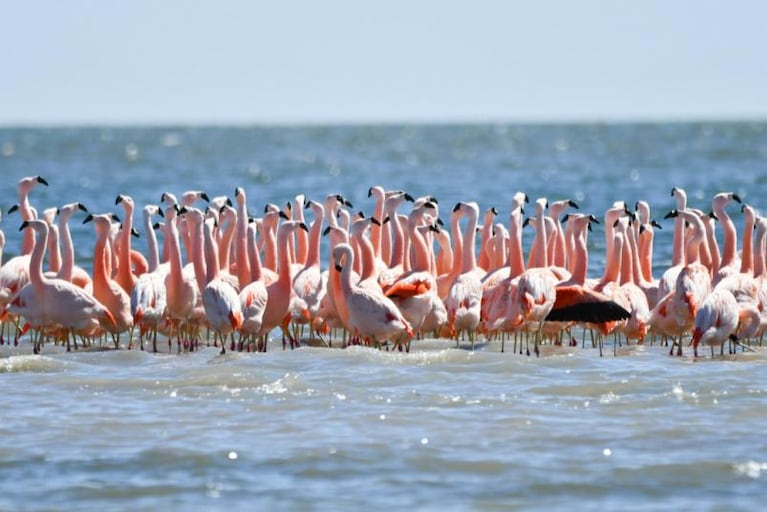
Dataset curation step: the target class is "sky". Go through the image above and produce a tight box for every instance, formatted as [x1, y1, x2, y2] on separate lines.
[1, 0, 766, 125]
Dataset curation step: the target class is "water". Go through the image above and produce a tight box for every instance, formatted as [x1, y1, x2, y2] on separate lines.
[1, 123, 767, 510]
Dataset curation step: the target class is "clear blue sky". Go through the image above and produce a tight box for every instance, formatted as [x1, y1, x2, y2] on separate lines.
[2, 0, 765, 124]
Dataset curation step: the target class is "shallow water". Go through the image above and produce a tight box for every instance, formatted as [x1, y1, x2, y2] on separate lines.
[1, 123, 767, 510]
[2, 341, 767, 511]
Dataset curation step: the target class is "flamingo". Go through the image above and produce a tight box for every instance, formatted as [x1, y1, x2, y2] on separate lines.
[333, 243, 413, 349]
[658, 187, 688, 298]
[548, 199, 579, 269]
[162, 204, 200, 350]
[691, 288, 739, 357]
[239, 221, 269, 351]
[55, 202, 93, 292]
[444, 201, 483, 345]
[200, 216, 243, 354]
[477, 206, 498, 272]
[84, 213, 134, 347]
[9, 219, 117, 353]
[130, 204, 168, 351]
[657, 209, 713, 356]
[383, 201, 440, 339]
[0, 176, 48, 342]
[259, 220, 309, 350]
[233, 187, 252, 288]
[114, 194, 140, 294]
[712, 192, 742, 285]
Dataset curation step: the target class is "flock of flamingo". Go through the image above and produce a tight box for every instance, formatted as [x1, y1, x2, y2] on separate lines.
[0, 175, 764, 358]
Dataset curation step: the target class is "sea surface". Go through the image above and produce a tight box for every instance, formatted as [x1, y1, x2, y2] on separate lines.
[1, 123, 767, 510]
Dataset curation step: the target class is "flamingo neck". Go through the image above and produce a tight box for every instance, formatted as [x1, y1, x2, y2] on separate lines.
[508, 212, 525, 278]
[305, 213, 323, 269]
[570, 228, 589, 285]
[461, 208, 478, 274]
[219, 215, 236, 274]
[236, 198, 251, 288]
[740, 217, 754, 274]
[203, 222, 220, 284]
[143, 212, 160, 273]
[189, 220, 207, 291]
[246, 225, 263, 282]
[29, 225, 48, 295]
[47, 224, 61, 273]
[717, 206, 738, 268]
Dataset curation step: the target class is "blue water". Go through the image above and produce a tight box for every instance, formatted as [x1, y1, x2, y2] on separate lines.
[1, 123, 767, 510]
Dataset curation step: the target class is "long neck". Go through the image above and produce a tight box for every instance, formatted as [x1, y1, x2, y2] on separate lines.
[236, 200, 251, 287]
[293, 201, 308, 266]
[371, 191, 385, 260]
[627, 225, 645, 286]
[533, 215, 548, 268]
[19, 191, 36, 255]
[58, 214, 78, 279]
[619, 229, 632, 286]
[754, 225, 767, 278]
[264, 222, 279, 272]
[166, 215, 185, 285]
[436, 233, 452, 276]
[602, 232, 622, 284]
[449, 213, 463, 278]
[740, 215, 755, 274]
[717, 206, 738, 268]
[355, 230, 377, 282]
[29, 225, 48, 294]
[47, 224, 61, 273]
[247, 224, 263, 282]
[570, 227, 588, 285]
[190, 221, 207, 291]
[218, 216, 236, 274]
[408, 219, 430, 273]
[143, 212, 160, 272]
[93, 226, 111, 288]
[339, 253, 354, 298]
[305, 212, 323, 268]
[477, 213, 493, 271]
[461, 208, 478, 273]
[508, 211, 525, 278]
[203, 222, 220, 283]
[277, 227, 293, 287]
[638, 227, 654, 282]
[553, 218, 567, 268]
[388, 210, 405, 269]
[117, 207, 134, 292]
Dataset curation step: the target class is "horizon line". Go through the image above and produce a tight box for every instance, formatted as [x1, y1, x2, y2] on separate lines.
[1, 114, 767, 129]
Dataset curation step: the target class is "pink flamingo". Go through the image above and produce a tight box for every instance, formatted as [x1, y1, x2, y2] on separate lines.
[239, 221, 269, 351]
[130, 204, 168, 351]
[445, 201, 483, 345]
[692, 288, 739, 357]
[84, 213, 134, 347]
[0, 176, 48, 342]
[333, 243, 413, 349]
[477, 206, 498, 272]
[548, 199, 579, 269]
[383, 201, 440, 338]
[259, 220, 309, 350]
[55, 202, 93, 292]
[114, 194, 140, 294]
[234, 187, 252, 288]
[712, 192, 742, 285]
[659, 209, 712, 356]
[200, 215, 243, 354]
[658, 187, 688, 298]
[163, 205, 200, 351]
[9, 219, 117, 353]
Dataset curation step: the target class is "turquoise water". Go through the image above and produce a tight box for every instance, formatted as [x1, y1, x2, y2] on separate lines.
[1, 123, 767, 510]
